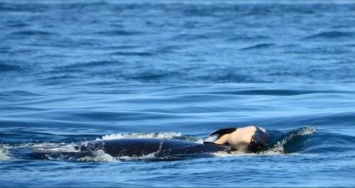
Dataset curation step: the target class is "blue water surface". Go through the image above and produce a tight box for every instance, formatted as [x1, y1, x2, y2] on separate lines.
[1, 0, 355, 187]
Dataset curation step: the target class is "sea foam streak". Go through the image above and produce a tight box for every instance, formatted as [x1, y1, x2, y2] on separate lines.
[76, 150, 117, 162]
[96, 132, 182, 140]
[76, 150, 159, 162]
[5, 142, 79, 153]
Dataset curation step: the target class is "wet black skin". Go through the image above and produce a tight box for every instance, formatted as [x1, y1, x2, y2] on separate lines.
[76, 138, 229, 158]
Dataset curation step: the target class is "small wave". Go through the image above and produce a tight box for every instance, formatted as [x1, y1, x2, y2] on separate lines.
[267, 126, 317, 154]
[11, 30, 56, 36]
[0, 2, 47, 13]
[6, 21, 28, 28]
[173, 33, 219, 41]
[239, 43, 275, 51]
[227, 34, 270, 42]
[304, 31, 355, 40]
[79, 60, 118, 68]
[95, 30, 143, 36]
[0, 63, 22, 72]
[0, 90, 40, 97]
[210, 89, 335, 96]
[96, 132, 182, 141]
[57, 60, 120, 71]
[109, 51, 154, 57]
[38, 75, 79, 85]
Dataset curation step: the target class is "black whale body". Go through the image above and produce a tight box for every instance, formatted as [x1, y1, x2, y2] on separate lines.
[77, 138, 229, 158]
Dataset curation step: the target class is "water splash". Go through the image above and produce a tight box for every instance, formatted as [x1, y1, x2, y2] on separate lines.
[76, 150, 117, 162]
[116, 153, 158, 161]
[212, 150, 251, 157]
[266, 126, 317, 154]
[76, 149, 159, 162]
[25, 143, 79, 153]
[0, 145, 10, 161]
[96, 132, 182, 140]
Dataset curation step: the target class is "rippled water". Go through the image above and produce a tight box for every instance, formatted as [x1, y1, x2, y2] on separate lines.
[1, 0, 355, 187]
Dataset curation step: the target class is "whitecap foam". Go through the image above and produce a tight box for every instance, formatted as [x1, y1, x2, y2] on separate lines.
[211, 150, 252, 157]
[11, 142, 79, 153]
[76, 150, 158, 162]
[76, 150, 117, 162]
[262, 143, 286, 154]
[212, 150, 285, 157]
[296, 126, 317, 136]
[0, 146, 10, 161]
[116, 152, 157, 161]
[195, 138, 204, 144]
[96, 132, 182, 141]
[212, 150, 302, 157]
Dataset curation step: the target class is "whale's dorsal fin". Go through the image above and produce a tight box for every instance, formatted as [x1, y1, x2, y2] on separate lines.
[204, 128, 237, 143]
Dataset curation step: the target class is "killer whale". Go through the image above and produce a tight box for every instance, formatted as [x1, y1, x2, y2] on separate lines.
[74, 126, 269, 158]
[7, 127, 318, 161]
[76, 138, 230, 158]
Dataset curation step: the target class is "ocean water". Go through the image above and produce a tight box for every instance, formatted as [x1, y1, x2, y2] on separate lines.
[1, 0, 355, 187]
